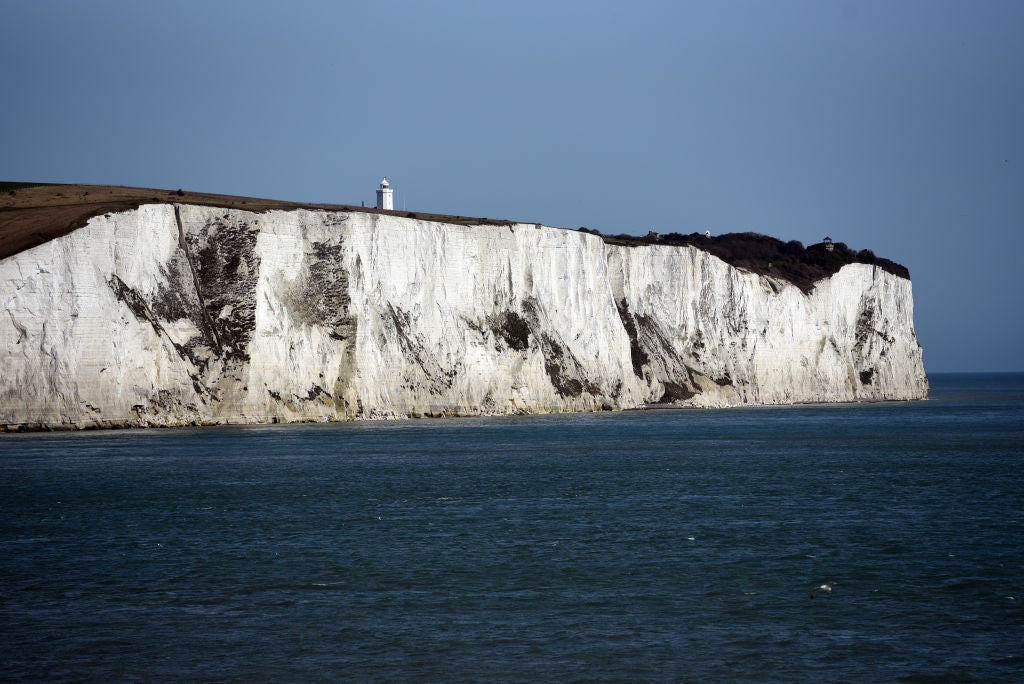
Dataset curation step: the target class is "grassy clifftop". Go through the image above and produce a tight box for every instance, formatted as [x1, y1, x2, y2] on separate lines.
[1, 182, 908, 290]
[0, 182, 513, 262]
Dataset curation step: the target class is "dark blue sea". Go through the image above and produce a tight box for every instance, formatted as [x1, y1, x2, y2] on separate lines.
[2, 374, 1023, 682]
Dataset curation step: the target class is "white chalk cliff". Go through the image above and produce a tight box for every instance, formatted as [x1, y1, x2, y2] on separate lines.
[0, 205, 927, 429]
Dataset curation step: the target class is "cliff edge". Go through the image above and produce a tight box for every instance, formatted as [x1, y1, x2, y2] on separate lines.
[0, 187, 927, 429]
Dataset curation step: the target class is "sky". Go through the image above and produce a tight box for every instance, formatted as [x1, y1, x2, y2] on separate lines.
[2, 0, 1021, 372]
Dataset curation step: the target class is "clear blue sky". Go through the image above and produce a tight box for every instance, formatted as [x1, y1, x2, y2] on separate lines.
[2, 0, 1021, 372]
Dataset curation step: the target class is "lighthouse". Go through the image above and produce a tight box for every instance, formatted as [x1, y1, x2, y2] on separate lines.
[376, 177, 393, 210]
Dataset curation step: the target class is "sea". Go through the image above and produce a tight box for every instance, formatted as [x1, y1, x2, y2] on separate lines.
[1, 373, 1022, 683]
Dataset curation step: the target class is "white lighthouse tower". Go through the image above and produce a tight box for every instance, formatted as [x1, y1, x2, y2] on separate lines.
[376, 177, 393, 210]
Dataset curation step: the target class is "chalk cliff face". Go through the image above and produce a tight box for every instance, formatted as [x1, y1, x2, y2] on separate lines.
[0, 205, 927, 429]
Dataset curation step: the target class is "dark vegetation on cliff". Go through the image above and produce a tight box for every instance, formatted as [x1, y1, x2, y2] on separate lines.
[1, 182, 909, 292]
[588, 228, 909, 292]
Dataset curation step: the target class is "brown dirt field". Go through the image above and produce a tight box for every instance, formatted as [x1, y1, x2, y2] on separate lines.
[0, 182, 513, 262]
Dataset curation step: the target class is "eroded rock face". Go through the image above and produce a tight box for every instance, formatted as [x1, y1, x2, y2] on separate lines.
[0, 205, 927, 429]
[606, 244, 928, 406]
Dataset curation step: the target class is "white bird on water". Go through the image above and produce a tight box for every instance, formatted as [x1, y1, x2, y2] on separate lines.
[810, 581, 836, 598]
